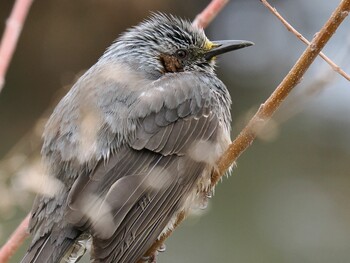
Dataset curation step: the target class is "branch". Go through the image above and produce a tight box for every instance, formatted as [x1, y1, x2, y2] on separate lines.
[212, 0, 350, 182]
[260, 0, 350, 82]
[0, 214, 30, 263]
[0, 0, 34, 92]
[192, 0, 229, 28]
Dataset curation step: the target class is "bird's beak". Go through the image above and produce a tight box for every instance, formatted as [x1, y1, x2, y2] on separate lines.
[204, 40, 254, 60]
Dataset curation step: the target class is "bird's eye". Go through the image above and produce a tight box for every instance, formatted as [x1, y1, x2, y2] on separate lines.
[175, 49, 188, 59]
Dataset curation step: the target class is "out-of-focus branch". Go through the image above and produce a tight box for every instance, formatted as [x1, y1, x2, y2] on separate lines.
[260, 0, 350, 82]
[275, 41, 350, 125]
[192, 0, 229, 28]
[0, 0, 34, 92]
[212, 0, 350, 183]
[0, 0, 34, 261]
[0, 214, 30, 263]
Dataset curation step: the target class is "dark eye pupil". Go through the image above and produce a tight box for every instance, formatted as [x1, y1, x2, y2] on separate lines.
[176, 49, 187, 59]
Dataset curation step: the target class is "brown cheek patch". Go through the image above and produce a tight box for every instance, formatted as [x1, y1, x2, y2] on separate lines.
[159, 54, 184, 73]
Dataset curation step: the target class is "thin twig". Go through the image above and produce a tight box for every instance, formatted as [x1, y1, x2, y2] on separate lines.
[0, 0, 34, 261]
[192, 0, 229, 28]
[0, 0, 34, 92]
[0, 214, 30, 263]
[260, 0, 350, 82]
[276, 43, 350, 124]
[212, 0, 350, 181]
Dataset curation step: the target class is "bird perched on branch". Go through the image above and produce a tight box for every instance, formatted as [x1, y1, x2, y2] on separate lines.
[21, 13, 253, 263]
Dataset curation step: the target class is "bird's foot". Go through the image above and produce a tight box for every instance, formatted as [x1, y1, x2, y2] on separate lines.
[141, 243, 166, 263]
[141, 253, 156, 263]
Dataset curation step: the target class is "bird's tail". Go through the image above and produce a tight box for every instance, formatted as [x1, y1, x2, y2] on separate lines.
[21, 228, 81, 263]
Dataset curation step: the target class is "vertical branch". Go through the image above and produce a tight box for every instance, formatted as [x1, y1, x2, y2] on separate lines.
[0, 0, 34, 92]
[192, 0, 229, 28]
[0, 214, 30, 263]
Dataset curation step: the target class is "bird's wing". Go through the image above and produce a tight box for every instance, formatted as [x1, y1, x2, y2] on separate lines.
[65, 72, 229, 263]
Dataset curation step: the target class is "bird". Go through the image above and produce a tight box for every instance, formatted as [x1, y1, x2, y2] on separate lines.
[21, 13, 253, 263]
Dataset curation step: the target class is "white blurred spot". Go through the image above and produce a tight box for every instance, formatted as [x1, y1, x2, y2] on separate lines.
[99, 62, 151, 91]
[77, 106, 102, 163]
[79, 193, 115, 240]
[155, 86, 164, 92]
[188, 140, 221, 165]
[16, 159, 65, 197]
[144, 167, 172, 191]
[254, 118, 280, 142]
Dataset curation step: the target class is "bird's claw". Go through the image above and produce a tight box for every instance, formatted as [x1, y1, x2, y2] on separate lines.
[141, 243, 166, 263]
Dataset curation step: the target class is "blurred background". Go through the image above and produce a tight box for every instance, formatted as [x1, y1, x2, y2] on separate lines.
[0, 0, 350, 262]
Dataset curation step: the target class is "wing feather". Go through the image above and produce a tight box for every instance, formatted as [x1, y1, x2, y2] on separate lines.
[64, 72, 229, 263]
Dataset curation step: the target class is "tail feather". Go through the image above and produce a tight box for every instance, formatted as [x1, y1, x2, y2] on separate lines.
[21, 229, 80, 263]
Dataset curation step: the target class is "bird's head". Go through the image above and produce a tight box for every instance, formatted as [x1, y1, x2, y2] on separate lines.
[102, 13, 253, 79]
